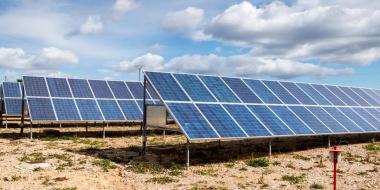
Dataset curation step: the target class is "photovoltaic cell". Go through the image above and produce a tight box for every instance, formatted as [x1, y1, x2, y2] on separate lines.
[199, 76, 240, 103]
[324, 85, 359, 106]
[28, 97, 56, 120]
[52, 98, 81, 120]
[280, 82, 316, 105]
[311, 84, 346, 106]
[173, 74, 216, 102]
[262, 81, 299, 104]
[222, 77, 261, 103]
[243, 79, 282, 104]
[68, 79, 93, 98]
[338, 107, 376, 132]
[269, 106, 314, 135]
[197, 104, 247, 138]
[118, 100, 142, 120]
[338, 87, 370, 106]
[108, 81, 133, 99]
[97, 100, 125, 120]
[88, 80, 114, 98]
[46, 78, 72, 97]
[23, 76, 49, 97]
[289, 106, 332, 134]
[75, 99, 103, 120]
[363, 108, 380, 125]
[223, 104, 272, 137]
[323, 107, 363, 133]
[3, 82, 21, 97]
[145, 72, 189, 101]
[297, 83, 331, 105]
[352, 108, 380, 131]
[306, 107, 348, 133]
[167, 103, 219, 139]
[147, 82, 159, 99]
[362, 88, 380, 105]
[351, 88, 380, 106]
[248, 105, 293, 136]
[4, 98, 23, 115]
[126, 82, 148, 99]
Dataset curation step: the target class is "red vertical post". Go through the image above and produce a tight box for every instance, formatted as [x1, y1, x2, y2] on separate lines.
[333, 146, 337, 190]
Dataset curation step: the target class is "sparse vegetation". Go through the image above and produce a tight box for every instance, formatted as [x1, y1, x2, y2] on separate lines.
[246, 158, 269, 167]
[272, 161, 281, 166]
[224, 162, 235, 168]
[293, 154, 311, 161]
[167, 163, 184, 176]
[92, 159, 117, 172]
[194, 168, 219, 177]
[282, 174, 306, 184]
[146, 176, 177, 184]
[127, 161, 162, 174]
[365, 143, 380, 152]
[19, 152, 46, 163]
[51, 187, 77, 190]
[3, 175, 23, 182]
[310, 183, 324, 189]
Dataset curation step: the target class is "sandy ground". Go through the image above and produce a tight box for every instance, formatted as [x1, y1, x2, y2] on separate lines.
[0, 126, 379, 190]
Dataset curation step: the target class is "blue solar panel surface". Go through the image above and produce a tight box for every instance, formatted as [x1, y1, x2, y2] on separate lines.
[23, 76, 159, 121]
[222, 77, 261, 103]
[4, 98, 23, 115]
[199, 76, 240, 103]
[145, 71, 380, 141]
[3, 82, 21, 97]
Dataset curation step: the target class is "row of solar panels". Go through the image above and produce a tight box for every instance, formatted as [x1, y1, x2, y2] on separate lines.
[145, 71, 380, 140]
[145, 72, 380, 107]
[2, 77, 160, 121]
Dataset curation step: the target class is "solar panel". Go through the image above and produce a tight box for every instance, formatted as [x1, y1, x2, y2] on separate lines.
[145, 71, 380, 141]
[23, 76, 159, 122]
[2, 82, 26, 115]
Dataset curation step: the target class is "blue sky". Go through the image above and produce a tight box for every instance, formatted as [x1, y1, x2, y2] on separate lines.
[0, 0, 379, 88]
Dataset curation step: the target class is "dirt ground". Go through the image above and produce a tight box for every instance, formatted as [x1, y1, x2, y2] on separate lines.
[0, 125, 379, 190]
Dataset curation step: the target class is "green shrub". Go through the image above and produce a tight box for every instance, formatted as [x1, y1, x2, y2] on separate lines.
[310, 182, 324, 189]
[246, 158, 269, 167]
[282, 174, 306, 184]
[365, 143, 380, 152]
[146, 176, 177, 184]
[92, 159, 116, 172]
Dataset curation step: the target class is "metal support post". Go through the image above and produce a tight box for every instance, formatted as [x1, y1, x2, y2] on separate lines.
[269, 139, 272, 158]
[328, 136, 331, 148]
[186, 139, 190, 169]
[163, 129, 166, 145]
[85, 122, 88, 133]
[102, 123, 107, 139]
[19, 80, 25, 138]
[59, 123, 62, 128]
[141, 76, 148, 155]
[29, 122, 33, 140]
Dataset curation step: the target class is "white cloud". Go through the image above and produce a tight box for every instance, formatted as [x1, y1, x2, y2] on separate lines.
[163, 7, 204, 32]
[117, 53, 164, 72]
[112, 0, 138, 19]
[80, 15, 103, 34]
[203, 1, 380, 65]
[0, 47, 78, 70]
[113, 53, 354, 79]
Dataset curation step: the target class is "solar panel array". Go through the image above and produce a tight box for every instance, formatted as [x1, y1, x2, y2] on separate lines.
[23, 76, 160, 122]
[2, 82, 26, 115]
[145, 71, 380, 140]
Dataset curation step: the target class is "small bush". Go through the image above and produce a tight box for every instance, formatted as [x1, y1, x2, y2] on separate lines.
[365, 143, 380, 152]
[272, 161, 281, 166]
[127, 161, 162, 174]
[19, 152, 46, 163]
[239, 167, 248, 171]
[92, 159, 116, 172]
[293, 155, 311, 161]
[281, 174, 306, 184]
[194, 168, 218, 177]
[146, 176, 177, 184]
[168, 163, 184, 177]
[246, 158, 269, 167]
[310, 183, 324, 189]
